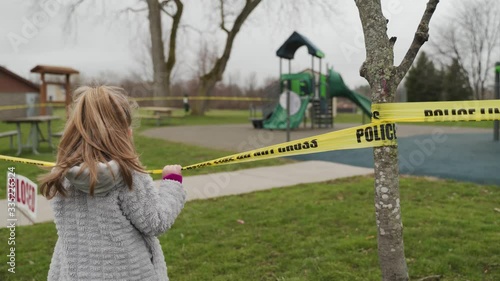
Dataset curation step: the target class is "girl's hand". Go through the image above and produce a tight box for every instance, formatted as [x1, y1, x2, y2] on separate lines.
[162, 165, 182, 177]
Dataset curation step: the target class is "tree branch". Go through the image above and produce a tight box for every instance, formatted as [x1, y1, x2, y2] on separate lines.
[68, 0, 86, 15]
[165, 0, 183, 76]
[396, 0, 440, 82]
[160, 0, 175, 17]
[204, 0, 262, 82]
[219, 0, 230, 34]
[179, 23, 203, 36]
[120, 6, 148, 14]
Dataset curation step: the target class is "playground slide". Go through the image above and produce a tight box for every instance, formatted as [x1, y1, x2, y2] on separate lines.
[345, 90, 371, 117]
[256, 69, 371, 130]
[328, 68, 371, 117]
[263, 96, 310, 130]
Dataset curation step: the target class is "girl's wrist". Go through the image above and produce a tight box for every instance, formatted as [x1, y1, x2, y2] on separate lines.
[162, 173, 183, 183]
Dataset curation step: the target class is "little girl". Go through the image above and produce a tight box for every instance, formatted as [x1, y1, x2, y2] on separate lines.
[39, 86, 186, 281]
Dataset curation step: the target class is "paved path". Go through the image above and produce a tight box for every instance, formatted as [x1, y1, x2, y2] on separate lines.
[0, 161, 372, 228]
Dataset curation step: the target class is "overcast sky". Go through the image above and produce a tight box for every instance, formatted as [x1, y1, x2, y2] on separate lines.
[1, 0, 456, 89]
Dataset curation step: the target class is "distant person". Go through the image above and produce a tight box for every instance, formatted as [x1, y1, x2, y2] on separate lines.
[39, 86, 186, 281]
[183, 94, 190, 115]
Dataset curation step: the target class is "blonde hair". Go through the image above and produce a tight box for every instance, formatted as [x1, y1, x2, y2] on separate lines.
[39, 86, 145, 198]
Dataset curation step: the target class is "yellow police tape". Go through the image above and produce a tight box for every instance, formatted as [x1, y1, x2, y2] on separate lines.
[372, 100, 500, 122]
[182, 122, 398, 170]
[0, 122, 398, 173]
[0, 96, 268, 111]
[2, 100, 500, 172]
[132, 96, 268, 102]
[0, 154, 164, 175]
[0, 103, 66, 111]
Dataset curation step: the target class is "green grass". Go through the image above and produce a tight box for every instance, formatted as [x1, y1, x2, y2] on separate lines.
[138, 109, 252, 130]
[0, 176, 498, 280]
[334, 113, 369, 124]
[139, 110, 370, 129]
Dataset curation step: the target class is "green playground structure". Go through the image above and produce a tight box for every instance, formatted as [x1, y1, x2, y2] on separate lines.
[251, 31, 371, 130]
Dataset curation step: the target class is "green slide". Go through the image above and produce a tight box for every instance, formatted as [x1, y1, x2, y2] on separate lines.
[258, 69, 371, 130]
[263, 96, 310, 129]
[328, 68, 371, 117]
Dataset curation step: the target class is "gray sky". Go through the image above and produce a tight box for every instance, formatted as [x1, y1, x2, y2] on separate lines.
[1, 0, 455, 89]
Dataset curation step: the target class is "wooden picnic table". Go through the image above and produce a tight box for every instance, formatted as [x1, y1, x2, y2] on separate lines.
[4, 116, 60, 155]
[140, 107, 179, 126]
[141, 106, 176, 115]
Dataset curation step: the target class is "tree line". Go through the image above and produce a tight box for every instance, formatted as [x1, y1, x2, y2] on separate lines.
[407, 0, 500, 102]
[405, 52, 475, 102]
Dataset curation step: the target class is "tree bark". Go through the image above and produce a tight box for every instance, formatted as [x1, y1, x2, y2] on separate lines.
[146, 0, 183, 106]
[165, 0, 183, 100]
[354, 0, 440, 280]
[191, 0, 262, 115]
[146, 0, 168, 106]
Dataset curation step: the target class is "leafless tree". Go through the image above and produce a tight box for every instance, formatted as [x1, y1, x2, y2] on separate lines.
[431, 0, 500, 100]
[190, 0, 263, 115]
[196, 38, 219, 78]
[189, 0, 336, 115]
[354, 0, 440, 280]
[59, 0, 183, 106]
[145, 0, 183, 105]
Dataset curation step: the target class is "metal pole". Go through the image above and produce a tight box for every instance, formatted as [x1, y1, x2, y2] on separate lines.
[286, 59, 292, 142]
[279, 58, 282, 83]
[318, 58, 321, 99]
[311, 56, 315, 97]
[494, 62, 500, 141]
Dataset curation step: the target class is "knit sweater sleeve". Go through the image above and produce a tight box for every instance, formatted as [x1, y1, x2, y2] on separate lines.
[118, 172, 186, 237]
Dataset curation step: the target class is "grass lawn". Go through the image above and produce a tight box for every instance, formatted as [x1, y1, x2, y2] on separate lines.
[334, 113, 369, 124]
[0, 176, 498, 280]
[139, 109, 252, 129]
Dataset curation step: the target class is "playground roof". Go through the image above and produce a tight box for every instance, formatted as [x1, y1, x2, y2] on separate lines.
[276, 31, 325, 59]
[31, 65, 79, 75]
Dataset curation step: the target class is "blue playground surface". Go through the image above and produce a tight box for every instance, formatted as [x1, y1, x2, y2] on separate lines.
[292, 133, 500, 185]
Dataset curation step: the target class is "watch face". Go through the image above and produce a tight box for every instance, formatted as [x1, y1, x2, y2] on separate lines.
[279, 91, 301, 115]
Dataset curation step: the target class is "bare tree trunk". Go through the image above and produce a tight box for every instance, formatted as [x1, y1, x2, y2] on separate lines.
[146, 0, 168, 106]
[191, 0, 262, 116]
[165, 0, 183, 101]
[354, 0, 440, 280]
[146, 0, 183, 106]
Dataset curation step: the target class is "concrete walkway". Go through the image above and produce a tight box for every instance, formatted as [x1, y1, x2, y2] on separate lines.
[0, 161, 372, 228]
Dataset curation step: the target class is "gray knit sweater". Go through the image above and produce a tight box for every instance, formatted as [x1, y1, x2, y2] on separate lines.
[48, 161, 186, 281]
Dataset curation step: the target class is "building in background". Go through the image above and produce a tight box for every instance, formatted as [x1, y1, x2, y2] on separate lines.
[0, 66, 40, 120]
